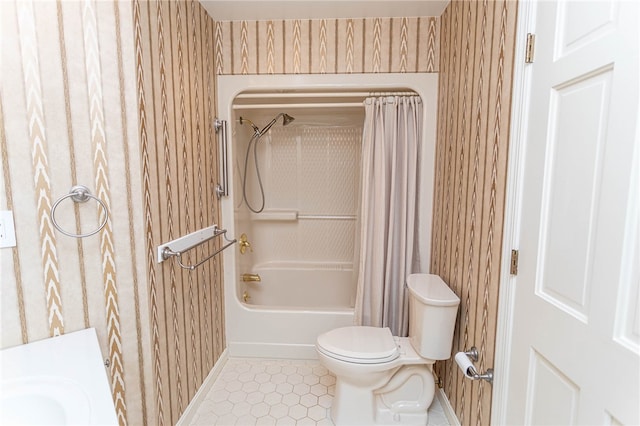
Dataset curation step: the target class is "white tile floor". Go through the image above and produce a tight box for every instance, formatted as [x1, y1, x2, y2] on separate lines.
[189, 358, 451, 426]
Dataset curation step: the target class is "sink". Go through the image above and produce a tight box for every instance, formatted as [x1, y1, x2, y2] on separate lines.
[1, 376, 91, 425]
[0, 328, 118, 425]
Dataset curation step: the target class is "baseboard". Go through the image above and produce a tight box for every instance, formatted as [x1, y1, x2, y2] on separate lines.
[436, 388, 461, 426]
[176, 349, 229, 426]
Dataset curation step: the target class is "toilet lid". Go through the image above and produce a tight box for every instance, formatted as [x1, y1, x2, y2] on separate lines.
[316, 326, 399, 364]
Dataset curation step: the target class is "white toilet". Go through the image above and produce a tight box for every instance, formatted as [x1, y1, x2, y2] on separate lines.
[316, 274, 460, 425]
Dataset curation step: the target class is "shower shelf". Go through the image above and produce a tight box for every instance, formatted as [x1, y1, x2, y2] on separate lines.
[156, 225, 237, 271]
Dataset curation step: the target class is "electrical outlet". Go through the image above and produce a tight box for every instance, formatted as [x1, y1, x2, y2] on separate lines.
[0, 210, 17, 248]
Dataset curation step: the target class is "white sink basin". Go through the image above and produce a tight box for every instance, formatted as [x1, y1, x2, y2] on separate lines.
[0, 328, 118, 425]
[1, 376, 91, 425]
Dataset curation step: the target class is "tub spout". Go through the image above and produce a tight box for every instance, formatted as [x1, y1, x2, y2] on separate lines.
[241, 273, 261, 282]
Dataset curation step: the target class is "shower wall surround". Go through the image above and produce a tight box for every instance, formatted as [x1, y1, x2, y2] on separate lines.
[215, 16, 440, 74]
[133, 1, 223, 425]
[250, 126, 362, 267]
[1, 1, 151, 425]
[431, 1, 518, 425]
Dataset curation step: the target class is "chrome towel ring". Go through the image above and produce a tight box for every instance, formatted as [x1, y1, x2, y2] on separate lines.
[51, 185, 108, 238]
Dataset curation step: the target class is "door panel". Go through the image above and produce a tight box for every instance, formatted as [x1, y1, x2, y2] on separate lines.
[506, 0, 639, 424]
[538, 67, 612, 323]
[526, 351, 579, 425]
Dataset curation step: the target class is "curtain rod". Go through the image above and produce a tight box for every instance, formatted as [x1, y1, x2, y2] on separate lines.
[234, 91, 418, 99]
[233, 103, 365, 110]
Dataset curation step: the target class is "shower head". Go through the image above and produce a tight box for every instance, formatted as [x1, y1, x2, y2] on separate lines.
[282, 113, 295, 126]
[258, 112, 295, 136]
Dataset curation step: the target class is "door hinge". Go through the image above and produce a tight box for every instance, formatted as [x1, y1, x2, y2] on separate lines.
[510, 249, 519, 275]
[525, 33, 535, 63]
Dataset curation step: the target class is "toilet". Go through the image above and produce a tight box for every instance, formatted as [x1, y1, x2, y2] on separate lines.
[316, 274, 460, 425]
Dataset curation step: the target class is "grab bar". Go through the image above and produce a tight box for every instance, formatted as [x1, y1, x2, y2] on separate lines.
[157, 225, 236, 271]
[214, 118, 228, 198]
[248, 211, 356, 221]
[297, 214, 356, 221]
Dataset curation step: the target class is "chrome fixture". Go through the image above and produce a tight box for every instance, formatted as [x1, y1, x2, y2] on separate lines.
[160, 225, 237, 271]
[51, 185, 108, 238]
[464, 347, 479, 361]
[214, 118, 229, 198]
[241, 273, 261, 282]
[240, 113, 295, 137]
[462, 346, 494, 384]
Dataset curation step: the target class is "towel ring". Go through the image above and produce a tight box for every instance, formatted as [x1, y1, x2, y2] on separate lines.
[51, 185, 108, 238]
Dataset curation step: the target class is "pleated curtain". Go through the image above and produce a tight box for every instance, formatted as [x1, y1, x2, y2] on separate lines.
[354, 95, 422, 337]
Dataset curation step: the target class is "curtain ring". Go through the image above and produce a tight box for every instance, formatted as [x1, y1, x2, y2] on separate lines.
[51, 185, 108, 238]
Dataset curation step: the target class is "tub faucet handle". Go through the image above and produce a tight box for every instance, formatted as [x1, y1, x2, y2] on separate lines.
[239, 233, 252, 254]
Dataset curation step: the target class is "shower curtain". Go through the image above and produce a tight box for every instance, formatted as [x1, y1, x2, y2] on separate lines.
[354, 95, 422, 337]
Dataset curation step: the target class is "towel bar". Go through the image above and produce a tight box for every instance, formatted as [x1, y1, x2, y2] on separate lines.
[157, 225, 236, 271]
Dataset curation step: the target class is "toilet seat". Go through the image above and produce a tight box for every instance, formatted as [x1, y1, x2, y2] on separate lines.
[316, 326, 399, 364]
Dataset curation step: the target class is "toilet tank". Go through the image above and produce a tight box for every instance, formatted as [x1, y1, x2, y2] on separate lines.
[407, 274, 460, 360]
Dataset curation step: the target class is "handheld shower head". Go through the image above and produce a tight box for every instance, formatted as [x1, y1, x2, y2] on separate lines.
[258, 112, 295, 135]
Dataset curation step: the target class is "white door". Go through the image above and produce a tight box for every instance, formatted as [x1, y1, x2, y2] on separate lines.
[505, 1, 640, 424]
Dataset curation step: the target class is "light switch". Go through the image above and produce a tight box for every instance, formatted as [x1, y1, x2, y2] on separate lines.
[0, 210, 17, 248]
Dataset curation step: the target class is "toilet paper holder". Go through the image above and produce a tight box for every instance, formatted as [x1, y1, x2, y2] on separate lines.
[460, 346, 494, 384]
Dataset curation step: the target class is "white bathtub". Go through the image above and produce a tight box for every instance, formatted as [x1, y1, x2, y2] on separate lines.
[225, 262, 356, 359]
[243, 262, 354, 308]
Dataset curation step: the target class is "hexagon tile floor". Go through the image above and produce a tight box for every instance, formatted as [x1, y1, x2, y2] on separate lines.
[188, 358, 451, 426]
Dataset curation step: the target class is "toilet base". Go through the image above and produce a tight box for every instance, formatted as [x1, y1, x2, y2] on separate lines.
[375, 400, 429, 426]
[329, 364, 436, 425]
[331, 369, 395, 425]
[374, 365, 435, 425]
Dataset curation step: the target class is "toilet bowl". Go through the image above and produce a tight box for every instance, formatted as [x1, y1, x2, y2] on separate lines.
[316, 274, 460, 425]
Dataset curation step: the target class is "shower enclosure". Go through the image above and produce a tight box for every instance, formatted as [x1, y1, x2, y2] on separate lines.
[218, 74, 438, 358]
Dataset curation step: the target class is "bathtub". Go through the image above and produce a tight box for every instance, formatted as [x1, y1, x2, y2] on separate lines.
[225, 261, 356, 359]
[242, 262, 354, 308]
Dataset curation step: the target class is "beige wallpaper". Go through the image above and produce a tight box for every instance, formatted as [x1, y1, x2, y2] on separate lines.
[3, 0, 517, 424]
[215, 16, 440, 74]
[133, 1, 224, 425]
[217, 8, 518, 426]
[1, 0, 152, 425]
[431, 1, 518, 425]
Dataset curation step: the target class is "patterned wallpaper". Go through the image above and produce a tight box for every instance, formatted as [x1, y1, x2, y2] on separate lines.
[215, 17, 440, 74]
[218, 9, 518, 425]
[2, 0, 518, 424]
[1, 0, 152, 425]
[133, 1, 224, 425]
[431, 1, 518, 425]
[217, 7, 519, 425]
